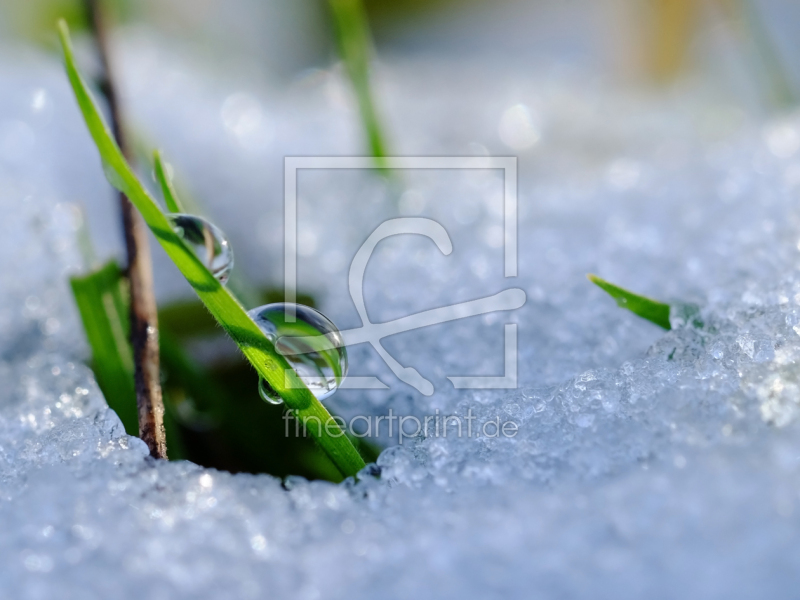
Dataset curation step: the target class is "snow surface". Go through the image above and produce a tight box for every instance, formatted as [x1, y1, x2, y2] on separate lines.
[1, 35, 800, 599]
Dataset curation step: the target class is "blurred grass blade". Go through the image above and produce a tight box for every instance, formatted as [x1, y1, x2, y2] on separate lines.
[736, 0, 797, 110]
[587, 274, 671, 330]
[59, 20, 366, 478]
[70, 260, 138, 434]
[328, 0, 390, 165]
[153, 149, 184, 213]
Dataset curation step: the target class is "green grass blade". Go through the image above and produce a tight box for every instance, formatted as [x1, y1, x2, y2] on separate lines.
[153, 149, 184, 213]
[59, 20, 366, 477]
[70, 260, 188, 459]
[70, 260, 138, 434]
[587, 274, 671, 330]
[150, 149, 261, 307]
[328, 0, 390, 164]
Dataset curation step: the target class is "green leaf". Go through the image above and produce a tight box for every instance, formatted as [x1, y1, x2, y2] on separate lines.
[59, 20, 366, 478]
[70, 260, 189, 459]
[153, 149, 184, 213]
[587, 274, 672, 330]
[70, 260, 138, 434]
[327, 0, 390, 165]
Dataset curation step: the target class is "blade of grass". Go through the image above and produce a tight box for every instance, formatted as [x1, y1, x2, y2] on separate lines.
[71, 259, 189, 458]
[158, 291, 318, 341]
[70, 260, 138, 434]
[152, 148, 261, 307]
[587, 274, 671, 330]
[153, 149, 184, 213]
[59, 20, 366, 478]
[327, 0, 390, 166]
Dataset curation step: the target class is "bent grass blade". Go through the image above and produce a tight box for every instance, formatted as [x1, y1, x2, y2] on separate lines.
[59, 20, 365, 477]
[327, 0, 390, 166]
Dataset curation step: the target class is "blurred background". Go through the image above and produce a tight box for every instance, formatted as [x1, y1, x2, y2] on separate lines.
[2, 0, 800, 105]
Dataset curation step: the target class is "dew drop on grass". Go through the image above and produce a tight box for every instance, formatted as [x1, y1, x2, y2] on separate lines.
[168, 214, 233, 283]
[247, 303, 348, 405]
[101, 159, 126, 192]
[258, 378, 285, 405]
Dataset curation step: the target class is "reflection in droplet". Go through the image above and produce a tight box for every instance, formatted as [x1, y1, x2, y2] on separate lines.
[247, 303, 348, 405]
[169, 214, 233, 283]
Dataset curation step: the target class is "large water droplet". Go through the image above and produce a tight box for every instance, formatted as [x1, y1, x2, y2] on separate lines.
[247, 303, 348, 405]
[169, 214, 233, 283]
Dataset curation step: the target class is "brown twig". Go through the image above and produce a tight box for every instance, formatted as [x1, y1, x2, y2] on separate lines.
[83, 0, 168, 459]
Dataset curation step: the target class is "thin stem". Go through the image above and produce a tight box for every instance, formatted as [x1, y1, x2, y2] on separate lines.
[83, 0, 167, 459]
[328, 0, 390, 166]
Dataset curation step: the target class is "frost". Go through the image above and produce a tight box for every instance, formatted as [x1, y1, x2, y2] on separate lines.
[1, 38, 800, 599]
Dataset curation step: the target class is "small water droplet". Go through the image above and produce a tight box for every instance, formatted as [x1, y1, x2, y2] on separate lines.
[169, 214, 233, 283]
[258, 378, 284, 405]
[101, 159, 127, 193]
[248, 303, 348, 405]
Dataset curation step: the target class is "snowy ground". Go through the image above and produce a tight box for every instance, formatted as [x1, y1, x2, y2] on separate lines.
[1, 34, 800, 599]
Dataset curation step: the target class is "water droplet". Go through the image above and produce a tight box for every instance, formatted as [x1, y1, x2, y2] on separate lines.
[169, 214, 233, 283]
[101, 159, 126, 192]
[247, 303, 348, 405]
[258, 378, 284, 405]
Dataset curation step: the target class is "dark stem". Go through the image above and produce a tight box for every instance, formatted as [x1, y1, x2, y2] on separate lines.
[83, 0, 168, 459]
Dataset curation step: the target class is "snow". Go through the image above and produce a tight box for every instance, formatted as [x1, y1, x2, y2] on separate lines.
[1, 31, 800, 599]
